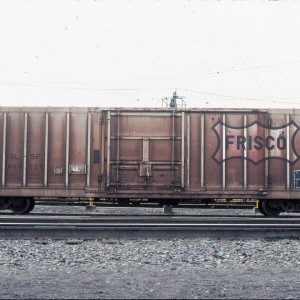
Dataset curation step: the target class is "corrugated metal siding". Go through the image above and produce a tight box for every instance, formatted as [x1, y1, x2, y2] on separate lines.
[0, 107, 300, 200]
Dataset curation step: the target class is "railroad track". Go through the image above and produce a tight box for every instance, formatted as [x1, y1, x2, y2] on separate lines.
[1, 214, 300, 240]
[34, 201, 256, 210]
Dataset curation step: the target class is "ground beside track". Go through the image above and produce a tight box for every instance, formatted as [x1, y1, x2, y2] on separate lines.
[0, 205, 300, 299]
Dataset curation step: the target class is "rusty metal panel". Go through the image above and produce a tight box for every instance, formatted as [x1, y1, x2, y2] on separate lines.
[113, 113, 181, 137]
[246, 113, 266, 188]
[48, 113, 66, 187]
[69, 113, 87, 188]
[224, 114, 244, 188]
[90, 112, 102, 189]
[107, 112, 183, 189]
[3, 106, 300, 200]
[26, 113, 45, 186]
[290, 113, 300, 189]
[111, 139, 143, 161]
[5, 112, 24, 186]
[267, 113, 287, 189]
[0, 113, 3, 186]
[204, 113, 223, 188]
[203, 111, 270, 191]
[1, 108, 102, 191]
[203, 110, 298, 192]
[187, 113, 201, 189]
[149, 139, 181, 162]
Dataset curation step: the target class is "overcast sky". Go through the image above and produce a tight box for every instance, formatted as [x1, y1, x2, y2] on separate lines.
[0, 0, 299, 109]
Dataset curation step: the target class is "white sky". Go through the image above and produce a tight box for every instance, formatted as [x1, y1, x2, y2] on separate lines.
[0, 0, 300, 109]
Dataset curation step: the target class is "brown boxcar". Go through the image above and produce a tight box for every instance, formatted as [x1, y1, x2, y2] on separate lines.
[0, 106, 300, 216]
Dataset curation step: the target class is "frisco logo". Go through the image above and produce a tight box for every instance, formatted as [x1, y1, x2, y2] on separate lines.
[211, 120, 300, 165]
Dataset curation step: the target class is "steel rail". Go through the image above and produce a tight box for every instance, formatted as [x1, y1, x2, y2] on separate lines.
[1, 215, 300, 222]
[1, 215, 300, 239]
[2, 222, 300, 228]
[1, 215, 300, 224]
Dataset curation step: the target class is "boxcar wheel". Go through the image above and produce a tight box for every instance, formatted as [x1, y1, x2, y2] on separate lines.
[261, 200, 282, 217]
[257, 200, 267, 216]
[10, 197, 31, 214]
[26, 198, 35, 213]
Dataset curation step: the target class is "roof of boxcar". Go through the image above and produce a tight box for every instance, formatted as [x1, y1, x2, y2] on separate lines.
[0, 106, 275, 113]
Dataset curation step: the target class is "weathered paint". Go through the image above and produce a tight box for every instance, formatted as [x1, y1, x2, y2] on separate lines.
[0, 107, 299, 201]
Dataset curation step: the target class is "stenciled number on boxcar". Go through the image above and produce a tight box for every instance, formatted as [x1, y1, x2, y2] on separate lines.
[8, 153, 43, 170]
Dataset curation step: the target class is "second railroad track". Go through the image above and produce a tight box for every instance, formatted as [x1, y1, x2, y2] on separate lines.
[1, 214, 300, 240]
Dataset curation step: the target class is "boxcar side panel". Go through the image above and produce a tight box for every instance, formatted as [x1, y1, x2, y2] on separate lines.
[3, 107, 300, 203]
[48, 112, 66, 187]
[224, 114, 244, 189]
[0, 113, 3, 186]
[90, 112, 102, 190]
[267, 113, 287, 189]
[6, 112, 24, 186]
[204, 113, 223, 189]
[246, 113, 266, 189]
[69, 112, 87, 188]
[290, 113, 300, 190]
[26, 113, 45, 186]
[189, 113, 201, 190]
[107, 112, 183, 190]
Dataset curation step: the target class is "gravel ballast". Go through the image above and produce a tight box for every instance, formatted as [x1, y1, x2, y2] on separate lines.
[0, 205, 300, 299]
